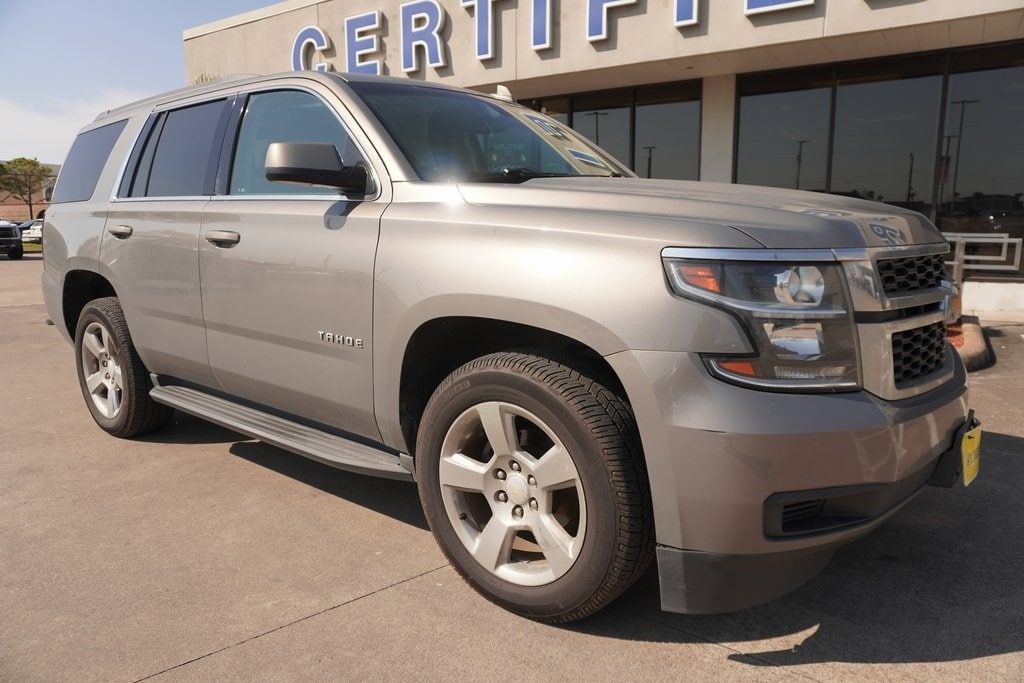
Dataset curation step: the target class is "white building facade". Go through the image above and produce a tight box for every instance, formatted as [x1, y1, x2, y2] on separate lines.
[185, 0, 1024, 293]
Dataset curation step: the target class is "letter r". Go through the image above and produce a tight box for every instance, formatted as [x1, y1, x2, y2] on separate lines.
[401, 0, 448, 73]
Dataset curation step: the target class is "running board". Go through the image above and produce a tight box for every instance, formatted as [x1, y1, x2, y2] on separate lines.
[149, 384, 413, 481]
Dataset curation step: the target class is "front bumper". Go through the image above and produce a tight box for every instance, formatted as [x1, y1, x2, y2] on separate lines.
[0, 238, 21, 252]
[606, 349, 970, 613]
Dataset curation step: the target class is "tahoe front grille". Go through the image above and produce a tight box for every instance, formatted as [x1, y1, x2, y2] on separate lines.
[892, 321, 947, 388]
[877, 253, 945, 295]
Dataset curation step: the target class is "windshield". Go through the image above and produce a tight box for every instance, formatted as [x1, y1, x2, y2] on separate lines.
[348, 81, 630, 183]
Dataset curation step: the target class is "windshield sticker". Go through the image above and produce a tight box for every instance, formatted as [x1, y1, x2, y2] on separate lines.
[567, 148, 610, 170]
[524, 114, 568, 140]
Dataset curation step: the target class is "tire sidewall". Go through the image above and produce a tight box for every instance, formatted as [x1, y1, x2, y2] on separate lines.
[417, 364, 621, 616]
[74, 303, 131, 433]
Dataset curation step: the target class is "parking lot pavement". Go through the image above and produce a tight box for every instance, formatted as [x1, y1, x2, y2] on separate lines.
[2, 255, 1022, 682]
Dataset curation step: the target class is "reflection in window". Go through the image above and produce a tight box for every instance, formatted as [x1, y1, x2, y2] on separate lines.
[737, 88, 830, 190]
[572, 92, 631, 168]
[231, 90, 360, 196]
[831, 76, 942, 209]
[539, 97, 569, 125]
[937, 66, 1024, 234]
[635, 86, 700, 180]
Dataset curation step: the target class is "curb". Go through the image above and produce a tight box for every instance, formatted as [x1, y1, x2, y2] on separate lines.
[949, 315, 994, 372]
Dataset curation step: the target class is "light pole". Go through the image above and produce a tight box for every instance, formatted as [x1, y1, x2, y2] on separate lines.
[905, 152, 915, 206]
[643, 146, 656, 178]
[950, 98, 980, 215]
[795, 139, 809, 190]
[940, 134, 957, 212]
[584, 111, 609, 146]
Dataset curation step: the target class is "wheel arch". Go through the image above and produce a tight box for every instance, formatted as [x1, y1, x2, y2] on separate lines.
[61, 268, 117, 340]
[387, 311, 631, 457]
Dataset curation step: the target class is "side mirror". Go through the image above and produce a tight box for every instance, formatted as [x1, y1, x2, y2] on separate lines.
[265, 142, 369, 196]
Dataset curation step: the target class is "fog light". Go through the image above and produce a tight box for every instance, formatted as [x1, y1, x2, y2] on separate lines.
[774, 266, 824, 306]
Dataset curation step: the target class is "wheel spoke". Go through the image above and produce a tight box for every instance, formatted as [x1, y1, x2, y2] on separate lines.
[472, 517, 515, 571]
[112, 364, 123, 390]
[85, 371, 105, 394]
[106, 386, 119, 416]
[83, 331, 104, 359]
[531, 444, 577, 490]
[98, 325, 111, 355]
[476, 402, 518, 457]
[439, 453, 489, 492]
[532, 513, 578, 577]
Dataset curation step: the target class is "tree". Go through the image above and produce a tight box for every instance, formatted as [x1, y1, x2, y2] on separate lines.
[0, 157, 52, 220]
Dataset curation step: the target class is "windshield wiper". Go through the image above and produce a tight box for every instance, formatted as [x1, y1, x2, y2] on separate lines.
[462, 167, 575, 183]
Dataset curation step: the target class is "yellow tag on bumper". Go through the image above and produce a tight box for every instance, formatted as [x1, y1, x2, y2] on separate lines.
[961, 426, 982, 487]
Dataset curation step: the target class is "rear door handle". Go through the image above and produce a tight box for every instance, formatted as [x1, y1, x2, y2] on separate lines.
[204, 230, 241, 247]
[107, 224, 133, 239]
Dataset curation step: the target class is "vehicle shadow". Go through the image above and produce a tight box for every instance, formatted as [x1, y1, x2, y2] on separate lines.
[573, 430, 1024, 668]
[227, 438, 429, 532]
[143, 411, 1023, 667]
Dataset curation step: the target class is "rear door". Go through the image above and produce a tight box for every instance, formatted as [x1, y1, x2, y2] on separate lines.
[198, 83, 388, 440]
[102, 96, 232, 386]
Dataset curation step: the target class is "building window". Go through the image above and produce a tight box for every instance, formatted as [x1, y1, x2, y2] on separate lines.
[830, 74, 942, 207]
[525, 81, 702, 180]
[634, 83, 701, 180]
[735, 43, 1024, 281]
[736, 68, 831, 190]
[571, 91, 632, 169]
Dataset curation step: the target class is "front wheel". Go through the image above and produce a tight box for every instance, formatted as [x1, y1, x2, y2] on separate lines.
[7, 246, 23, 260]
[416, 352, 654, 623]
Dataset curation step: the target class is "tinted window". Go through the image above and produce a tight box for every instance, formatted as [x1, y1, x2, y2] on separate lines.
[572, 92, 631, 168]
[51, 119, 127, 203]
[737, 87, 830, 191]
[231, 90, 362, 195]
[635, 85, 700, 181]
[146, 99, 226, 197]
[831, 75, 942, 206]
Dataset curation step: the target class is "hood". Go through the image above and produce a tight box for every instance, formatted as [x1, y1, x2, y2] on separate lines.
[456, 177, 945, 250]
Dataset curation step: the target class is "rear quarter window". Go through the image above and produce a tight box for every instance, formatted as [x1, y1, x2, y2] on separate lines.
[50, 119, 128, 204]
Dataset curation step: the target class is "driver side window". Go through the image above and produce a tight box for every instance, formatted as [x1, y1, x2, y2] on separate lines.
[230, 90, 364, 195]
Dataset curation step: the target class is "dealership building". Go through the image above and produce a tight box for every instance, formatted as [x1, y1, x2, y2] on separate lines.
[184, 0, 1024, 300]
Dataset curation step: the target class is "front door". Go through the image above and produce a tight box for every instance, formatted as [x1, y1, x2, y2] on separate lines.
[199, 87, 384, 440]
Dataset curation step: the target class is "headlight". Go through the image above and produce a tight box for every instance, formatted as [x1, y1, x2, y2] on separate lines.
[663, 252, 860, 392]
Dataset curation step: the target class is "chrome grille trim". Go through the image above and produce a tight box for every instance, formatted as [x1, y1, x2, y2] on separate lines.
[844, 244, 955, 401]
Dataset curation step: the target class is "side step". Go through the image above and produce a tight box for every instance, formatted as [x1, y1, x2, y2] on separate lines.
[150, 385, 414, 481]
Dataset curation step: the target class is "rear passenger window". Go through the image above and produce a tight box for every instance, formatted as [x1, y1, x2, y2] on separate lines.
[230, 90, 364, 196]
[143, 99, 226, 197]
[51, 119, 127, 203]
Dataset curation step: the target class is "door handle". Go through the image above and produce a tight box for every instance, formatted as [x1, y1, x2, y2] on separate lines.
[107, 224, 133, 239]
[204, 230, 241, 247]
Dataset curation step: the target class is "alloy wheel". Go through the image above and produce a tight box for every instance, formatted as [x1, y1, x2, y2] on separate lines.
[438, 401, 587, 586]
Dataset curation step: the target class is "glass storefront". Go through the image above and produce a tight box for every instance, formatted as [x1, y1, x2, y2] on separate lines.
[525, 80, 701, 181]
[736, 43, 1024, 281]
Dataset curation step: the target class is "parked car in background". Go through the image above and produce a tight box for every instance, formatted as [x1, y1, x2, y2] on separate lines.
[19, 219, 43, 244]
[0, 220, 24, 259]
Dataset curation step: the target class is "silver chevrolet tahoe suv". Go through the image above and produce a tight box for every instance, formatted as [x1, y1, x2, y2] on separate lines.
[44, 72, 980, 622]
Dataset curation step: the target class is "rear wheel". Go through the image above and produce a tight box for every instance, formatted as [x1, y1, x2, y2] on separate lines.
[74, 297, 174, 437]
[416, 351, 654, 623]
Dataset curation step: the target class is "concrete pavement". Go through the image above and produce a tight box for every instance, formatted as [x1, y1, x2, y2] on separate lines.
[2, 254, 1022, 681]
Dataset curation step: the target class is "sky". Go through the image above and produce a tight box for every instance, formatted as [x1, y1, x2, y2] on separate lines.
[0, 0, 276, 163]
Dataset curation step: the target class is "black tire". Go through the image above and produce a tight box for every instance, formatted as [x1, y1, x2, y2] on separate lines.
[74, 297, 174, 438]
[8, 246, 23, 260]
[416, 351, 655, 623]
